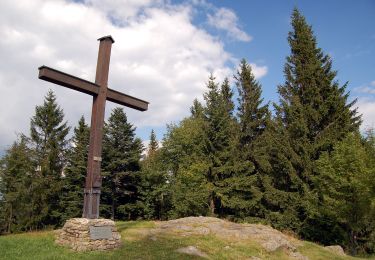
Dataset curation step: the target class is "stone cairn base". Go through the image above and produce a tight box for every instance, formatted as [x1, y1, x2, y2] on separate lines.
[55, 218, 121, 251]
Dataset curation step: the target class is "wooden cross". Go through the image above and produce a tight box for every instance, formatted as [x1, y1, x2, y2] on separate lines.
[38, 36, 149, 219]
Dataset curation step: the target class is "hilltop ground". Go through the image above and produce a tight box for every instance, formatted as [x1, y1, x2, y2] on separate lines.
[0, 217, 373, 260]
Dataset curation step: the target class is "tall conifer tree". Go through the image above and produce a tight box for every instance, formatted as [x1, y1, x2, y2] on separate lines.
[203, 75, 236, 216]
[236, 59, 269, 148]
[30, 90, 70, 175]
[221, 78, 235, 115]
[60, 116, 89, 222]
[101, 108, 143, 220]
[140, 130, 171, 220]
[276, 8, 360, 171]
[147, 129, 159, 157]
[162, 76, 237, 217]
[190, 99, 204, 119]
[29, 90, 70, 226]
[223, 59, 270, 220]
[0, 136, 34, 232]
[271, 8, 361, 235]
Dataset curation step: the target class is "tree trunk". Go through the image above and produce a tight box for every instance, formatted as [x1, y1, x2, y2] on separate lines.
[160, 193, 164, 220]
[111, 183, 115, 220]
[209, 194, 215, 216]
[349, 229, 357, 255]
[7, 204, 12, 233]
[111, 199, 115, 220]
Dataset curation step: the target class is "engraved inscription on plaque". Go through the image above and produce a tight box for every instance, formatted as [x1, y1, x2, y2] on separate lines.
[89, 226, 113, 239]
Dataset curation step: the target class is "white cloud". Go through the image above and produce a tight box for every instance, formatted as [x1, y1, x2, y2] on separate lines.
[357, 98, 375, 131]
[0, 0, 264, 151]
[346, 80, 375, 131]
[250, 63, 268, 79]
[207, 7, 252, 42]
[354, 80, 375, 94]
[83, 0, 160, 25]
[230, 60, 268, 80]
[357, 87, 375, 94]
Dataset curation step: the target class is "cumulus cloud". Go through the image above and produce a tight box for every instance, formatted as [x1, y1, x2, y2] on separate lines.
[356, 87, 375, 94]
[354, 80, 375, 94]
[357, 98, 375, 131]
[83, 0, 160, 24]
[0, 0, 262, 151]
[249, 63, 268, 79]
[207, 7, 252, 42]
[354, 80, 375, 131]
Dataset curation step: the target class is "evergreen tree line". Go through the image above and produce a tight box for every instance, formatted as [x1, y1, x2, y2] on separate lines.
[139, 9, 375, 255]
[0, 9, 374, 256]
[0, 92, 145, 231]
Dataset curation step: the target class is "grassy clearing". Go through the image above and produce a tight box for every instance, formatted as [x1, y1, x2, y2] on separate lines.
[0, 221, 373, 260]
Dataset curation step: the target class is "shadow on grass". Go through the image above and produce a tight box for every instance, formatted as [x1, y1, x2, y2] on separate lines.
[115, 220, 156, 233]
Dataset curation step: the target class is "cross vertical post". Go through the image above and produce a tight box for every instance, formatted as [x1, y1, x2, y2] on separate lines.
[83, 36, 114, 219]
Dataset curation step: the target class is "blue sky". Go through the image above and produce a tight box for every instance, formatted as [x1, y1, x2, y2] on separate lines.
[142, 0, 375, 141]
[0, 0, 374, 153]
[209, 0, 375, 103]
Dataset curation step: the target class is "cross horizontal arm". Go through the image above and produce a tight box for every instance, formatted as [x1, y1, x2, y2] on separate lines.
[106, 88, 148, 111]
[39, 66, 99, 96]
[38, 66, 149, 111]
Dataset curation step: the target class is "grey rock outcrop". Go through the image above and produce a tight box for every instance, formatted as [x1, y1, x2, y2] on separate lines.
[152, 217, 308, 260]
[324, 245, 346, 256]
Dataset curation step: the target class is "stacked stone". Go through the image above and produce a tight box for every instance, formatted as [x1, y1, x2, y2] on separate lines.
[55, 218, 121, 251]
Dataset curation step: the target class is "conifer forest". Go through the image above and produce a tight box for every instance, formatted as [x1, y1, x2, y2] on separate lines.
[1, 9, 374, 256]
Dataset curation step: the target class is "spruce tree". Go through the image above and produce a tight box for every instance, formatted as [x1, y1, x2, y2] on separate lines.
[363, 129, 375, 254]
[60, 116, 90, 222]
[236, 59, 269, 147]
[222, 59, 270, 220]
[190, 99, 204, 119]
[0, 135, 34, 233]
[140, 130, 171, 220]
[161, 78, 236, 218]
[221, 78, 235, 115]
[203, 75, 237, 216]
[147, 129, 159, 157]
[30, 90, 70, 174]
[277, 8, 360, 169]
[271, 8, 361, 236]
[101, 108, 143, 220]
[29, 90, 70, 227]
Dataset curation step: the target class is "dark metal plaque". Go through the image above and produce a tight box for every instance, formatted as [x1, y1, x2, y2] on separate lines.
[89, 226, 112, 239]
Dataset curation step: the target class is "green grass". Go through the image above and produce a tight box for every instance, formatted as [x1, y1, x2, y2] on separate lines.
[299, 242, 374, 260]
[0, 221, 373, 260]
